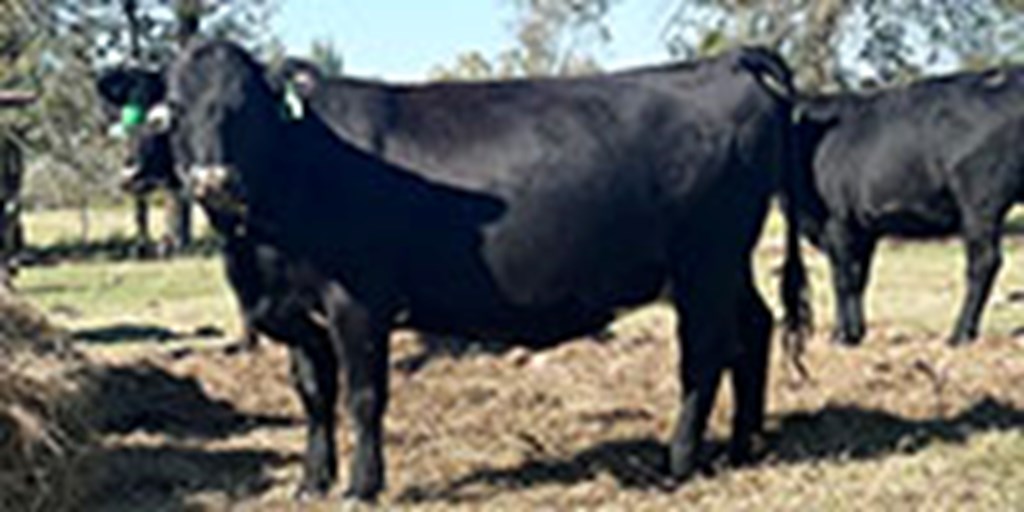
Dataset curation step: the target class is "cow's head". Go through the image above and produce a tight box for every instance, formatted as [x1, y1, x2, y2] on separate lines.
[161, 40, 294, 214]
[96, 68, 180, 194]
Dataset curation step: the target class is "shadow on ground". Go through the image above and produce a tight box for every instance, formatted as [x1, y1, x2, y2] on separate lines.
[87, 362, 298, 439]
[398, 396, 1024, 505]
[767, 395, 1023, 462]
[73, 322, 224, 344]
[20, 233, 223, 266]
[76, 362, 301, 509]
[78, 445, 296, 511]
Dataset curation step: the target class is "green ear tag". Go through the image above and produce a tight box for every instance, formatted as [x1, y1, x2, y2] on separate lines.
[283, 82, 305, 121]
[121, 104, 145, 130]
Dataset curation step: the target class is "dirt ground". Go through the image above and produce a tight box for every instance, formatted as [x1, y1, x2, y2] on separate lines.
[70, 306, 1023, 511]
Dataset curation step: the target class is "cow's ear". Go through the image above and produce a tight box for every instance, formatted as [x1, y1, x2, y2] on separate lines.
[96, 68, 167, 108]
[270, 57, 323, 99]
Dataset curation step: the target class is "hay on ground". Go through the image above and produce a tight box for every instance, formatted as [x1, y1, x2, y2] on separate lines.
[0, 295, 92, 512]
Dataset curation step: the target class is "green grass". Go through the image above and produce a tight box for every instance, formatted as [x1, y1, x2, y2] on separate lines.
[18, 256, 241, 350]
[23, 202, 213, 248]
[16, 206, 1024, 344]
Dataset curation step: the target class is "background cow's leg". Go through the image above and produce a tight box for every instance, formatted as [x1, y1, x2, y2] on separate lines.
[950, 217, 1002, 345]
[222, 315, 261, 355]
[668, 263, 737, 481]
[237, 316, 261, 350]
[323, 283, 390, 502]
[823, 218, 876, 346]
[289, 335, 339, 498]
[728, 269, 772, 466]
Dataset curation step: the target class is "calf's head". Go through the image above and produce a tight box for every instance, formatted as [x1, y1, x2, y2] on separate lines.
[96, 68, 180, 194]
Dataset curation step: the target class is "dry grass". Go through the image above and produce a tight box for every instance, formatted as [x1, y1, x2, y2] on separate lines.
[0, 296, 92, 512]
[65, 323, 1023, 511]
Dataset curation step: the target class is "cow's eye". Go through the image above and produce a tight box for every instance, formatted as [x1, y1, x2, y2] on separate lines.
[146, 103, 174, 132]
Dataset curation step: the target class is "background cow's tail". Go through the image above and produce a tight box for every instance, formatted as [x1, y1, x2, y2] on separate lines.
[739, 47, 813, 379]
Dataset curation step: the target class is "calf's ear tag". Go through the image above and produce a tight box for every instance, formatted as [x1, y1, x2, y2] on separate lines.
[283, 82, 305, 121]
[121, 103, 145, 130]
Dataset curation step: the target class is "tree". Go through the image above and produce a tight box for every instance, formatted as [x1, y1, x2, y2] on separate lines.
[432, 0, 615, 81]
[309, 38, 344, 78]
[663, 0, 1024, 92]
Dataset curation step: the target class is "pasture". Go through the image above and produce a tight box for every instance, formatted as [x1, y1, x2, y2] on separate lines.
[12, 205, 1024, 510]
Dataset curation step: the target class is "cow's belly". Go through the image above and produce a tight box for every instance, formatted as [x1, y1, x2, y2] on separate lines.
[860, 186, 960, 237]
[819, 139, 961, 237]
[398, 189, 670, 344]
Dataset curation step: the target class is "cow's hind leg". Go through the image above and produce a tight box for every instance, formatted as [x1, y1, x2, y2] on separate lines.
[823, 218, 877, 346]
[668, 265, 738, 481]
[728, 272, 772, 466]
[322, 283, 390, 502]
[950, 217, 1003, 345]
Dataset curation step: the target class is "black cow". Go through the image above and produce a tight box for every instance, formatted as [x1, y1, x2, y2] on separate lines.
[98, 81, 267, 351]
[100, 39, 809, 503]
[795, 67, 1024, 346]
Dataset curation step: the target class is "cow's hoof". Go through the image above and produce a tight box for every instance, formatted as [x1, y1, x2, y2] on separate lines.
[830, 329, 863, 347]
[340, 495, 377, 511]
[341, 488, 379, 508]
[668, 452, 698, 483]
[727, 444, 754, 468]
[293, 479, 331, 502]
[947, 333, 977, 347]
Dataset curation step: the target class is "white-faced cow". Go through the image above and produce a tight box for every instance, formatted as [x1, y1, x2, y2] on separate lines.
[97, 39, 809, 503]
[795, 67, 1024, 346]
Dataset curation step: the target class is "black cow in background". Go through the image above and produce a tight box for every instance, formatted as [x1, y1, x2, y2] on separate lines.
[97, 77, 267, 352]
[99, 40, 810, 503]
[795, 67, 1024, 346]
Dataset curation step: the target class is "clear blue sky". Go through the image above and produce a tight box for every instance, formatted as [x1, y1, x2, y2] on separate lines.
[274, 0, 675, 80]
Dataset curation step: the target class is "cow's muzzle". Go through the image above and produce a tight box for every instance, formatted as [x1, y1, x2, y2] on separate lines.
[189, 165, 232, 198]
[187, 165, 248, 216]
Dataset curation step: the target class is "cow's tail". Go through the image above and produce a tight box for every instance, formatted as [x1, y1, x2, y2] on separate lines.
[740, 47, 814, 380]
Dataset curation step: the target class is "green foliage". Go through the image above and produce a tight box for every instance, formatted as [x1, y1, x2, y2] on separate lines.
[664, 0, 1024, 91]
[308, 37, 344, 78]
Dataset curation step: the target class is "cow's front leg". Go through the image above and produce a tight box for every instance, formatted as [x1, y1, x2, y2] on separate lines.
[823, 219, 876, 346]
[222, 317, 261, 355]
[322, 283, 390, 502]
[289, 334, 339, 499]
[950, 220, 1002, 345]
